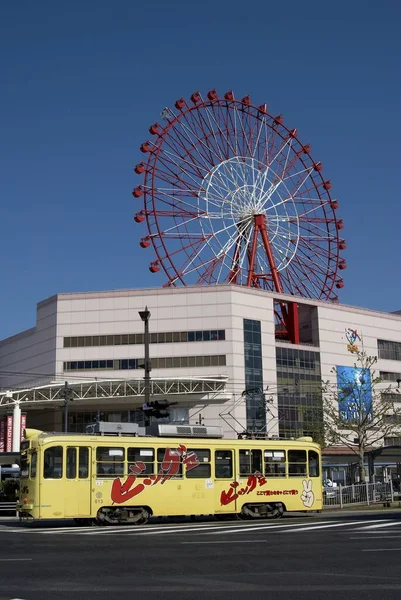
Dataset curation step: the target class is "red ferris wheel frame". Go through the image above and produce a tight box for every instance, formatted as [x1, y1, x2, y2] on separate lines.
[133, 89, 346, 341]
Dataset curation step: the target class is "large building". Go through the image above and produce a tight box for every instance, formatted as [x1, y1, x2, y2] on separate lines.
[1, 286, 401, 470]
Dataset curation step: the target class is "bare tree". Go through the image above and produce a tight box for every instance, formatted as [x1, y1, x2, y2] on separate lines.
[322, 349, 401, 482]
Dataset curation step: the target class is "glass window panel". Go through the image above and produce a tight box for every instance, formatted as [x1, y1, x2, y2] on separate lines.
[188, 356, 195, 367]
[121, 334, 129, 345]
[239, 450, 251, 476]
[44, 446, 63, 479]
[92, 336, 99, 346]
[158, 332, 166, 344]
[114, 335, 122, 345]
[150, 333, 158, 344]
[106, 335, 114, 345]
[264, 449, 286, 476]
[288, 450, 307, 476]
[79, 447, 89, 478]
[128, 447, 154, 475]
[77, 337, 85, 347]
[203, 355, 211, 367]
[172, 332, 180, 343]
[172, 357, 180, 368]
[77, 361, 84, 370]
[165, 332, 173, 343]
[128, 334, 135, 344]
[71, 337, 78, 348]
[215, 450, 233, 478]
[157, 448, 182, 477]
[30, 451, 37, 479]
[195, 356, 203, 367]
[99, 360, 106, 369]
[180, 332, 188, 342]
[165, 357, 172, 368]
[188, 332, 195, 342]
[251, 450, 262, 473]
[185, 448, 210, 478]
[308, 450, 320, 477]
[92, 360, 99, 369]
[67, 447, 77, 479]
[211, 330, 218, 340]
[195, 331, 203, 341]
[203, 331, 211, 341]
[64, 338, 71, 348]
[218, 330, 225, 341]
[99, 336, 107, 346]
[210, 355, 219, 366]
[84, 337, 93, 347]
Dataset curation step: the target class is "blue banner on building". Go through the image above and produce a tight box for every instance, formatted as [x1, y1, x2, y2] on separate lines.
[337, 366, 373, 422]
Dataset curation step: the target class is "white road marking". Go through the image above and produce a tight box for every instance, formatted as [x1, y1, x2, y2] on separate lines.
[362, 548, 401, 552]
[0, 558, 32, 561]
[351, 521, 401, 531]
[350, 536, 401, 540]
[77, 519, 336, 536]
[277, 520, 387, 533]
[181, 540, 268, 544]
[205, 520, 342, 536]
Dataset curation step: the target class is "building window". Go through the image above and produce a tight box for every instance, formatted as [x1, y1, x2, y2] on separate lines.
[276, 347, 323, 440]
[380, 371, 401, 382]
[63, 330, 226, 348]
[63, 355, 226, 371]
[243, 319, 265, 432]
[378, 340, 401, 362]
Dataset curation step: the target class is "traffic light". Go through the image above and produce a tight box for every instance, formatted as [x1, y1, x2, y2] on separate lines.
[142, 400, 174, 420]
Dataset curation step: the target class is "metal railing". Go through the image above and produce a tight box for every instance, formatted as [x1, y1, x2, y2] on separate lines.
[0, 502, 17, 513]
[323, 481, 395, 508]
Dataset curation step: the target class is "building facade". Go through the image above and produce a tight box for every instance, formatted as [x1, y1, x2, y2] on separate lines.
[1, 285, 401, 458]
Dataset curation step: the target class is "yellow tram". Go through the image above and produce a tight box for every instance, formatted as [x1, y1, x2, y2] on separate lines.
[17, 423, 322, 524]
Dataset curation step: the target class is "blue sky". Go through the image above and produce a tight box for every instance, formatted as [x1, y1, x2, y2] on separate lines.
[1, 1, 401, 340]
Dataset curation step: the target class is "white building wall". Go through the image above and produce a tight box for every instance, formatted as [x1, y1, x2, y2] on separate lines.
[2, 285, 401, 439]
[0, 296, 58, 389]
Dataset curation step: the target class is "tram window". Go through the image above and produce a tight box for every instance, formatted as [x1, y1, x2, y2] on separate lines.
[239, 450, 262, 476]
[30, 451, 37, 479]
[44, 446, 63, 479]
[264, 450, 286, 477]
[215, 450, 233, 478]
[79, 447, 89, 478]
[288, 450, 307, 476]
[128, 448, 154, 475]
[67, 448, 77, 479]
[157, 448, 183, 477]
[96, 447, 125, 477]
[308, 450, 320, 477]
[186, 449, 211, 479]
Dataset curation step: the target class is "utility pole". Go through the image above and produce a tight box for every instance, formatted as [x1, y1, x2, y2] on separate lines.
[64, 381, 70, 433]
[139, 307, 151, 421]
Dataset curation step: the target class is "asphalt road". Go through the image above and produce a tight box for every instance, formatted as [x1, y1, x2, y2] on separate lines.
[1, 510, 401, 600]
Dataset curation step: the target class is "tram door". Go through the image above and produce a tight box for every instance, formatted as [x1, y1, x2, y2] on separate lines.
[64, 446, 92, 517]
[214, 449, 237, 514]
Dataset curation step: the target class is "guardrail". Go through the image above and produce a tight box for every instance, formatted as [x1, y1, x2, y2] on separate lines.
[324, 482, 395, 508]
[0, 502, 17, 514]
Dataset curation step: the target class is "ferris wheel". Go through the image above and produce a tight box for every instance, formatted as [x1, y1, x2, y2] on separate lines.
[133, 89, 345, 306]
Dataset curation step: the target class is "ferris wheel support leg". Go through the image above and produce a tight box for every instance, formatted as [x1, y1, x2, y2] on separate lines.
[256, 214, 283, 294]
[246, 221, 260, 287]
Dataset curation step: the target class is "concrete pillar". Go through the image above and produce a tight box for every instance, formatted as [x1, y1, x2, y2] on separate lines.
[12, 402, 21, 452]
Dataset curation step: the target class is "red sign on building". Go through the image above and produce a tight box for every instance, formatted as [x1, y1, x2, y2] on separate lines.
[0, 418, 5, 453]
[6, 415, 13, 452]
[20, 414, 27, 441]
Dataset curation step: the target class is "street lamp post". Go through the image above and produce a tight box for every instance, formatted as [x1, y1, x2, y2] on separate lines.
[139, 307, 151, 420]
